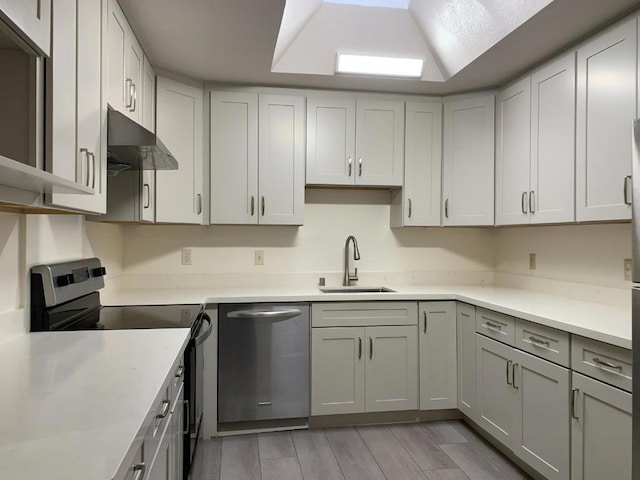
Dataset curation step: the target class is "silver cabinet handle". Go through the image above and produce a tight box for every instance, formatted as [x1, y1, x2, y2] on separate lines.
[592, 357, 623, 370]
[132, 84, 137, 112]
[183, 400, 190, 434]
[132, 464, 145, 480]
[358, 337, 362, 360]
[156, 399, 170, 419]
[89, 152, 96, 189]
[143, 184, 151, 209]
[78, 148, 88, 184]
[423, 311, 427, 333]
[506, 360, 512, 385]
[250, 195, 255, 216]
[444, 198, 449, 218]
[197, 194, 202, 214]
[512, 363, 519, 389]
[484, 320, 502, 332]
[528, 335, 550, 347]
[522, 192, 528, 214]
[358, 157, 362, 176]
[369, 337, 373, 359]
[624, 175, 632, 205]
[408, 198, 412, 219]
[228, 309, 301, 321]
[125, 78, 133, 109]
[529, 191, 535, 213]
[571, 389, 579, 420]
[175, 365, 184, 378]
[348, 157, 352, 176]
[261, 196, 265, 216]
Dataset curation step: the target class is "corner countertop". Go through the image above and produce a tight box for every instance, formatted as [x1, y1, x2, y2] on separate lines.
[0, 328, 190, 480]
[101, 285, 632, 349]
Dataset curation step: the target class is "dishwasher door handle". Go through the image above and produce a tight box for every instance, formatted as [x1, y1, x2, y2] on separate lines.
[227, 309, 302, 322]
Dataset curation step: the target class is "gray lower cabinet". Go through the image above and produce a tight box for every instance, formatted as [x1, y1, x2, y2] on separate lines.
[476, 333, 570, 480]
[419, 302, 457, 410]
[571, 372, 632, 480]
[457, 303, 477, 419]
[147, 420, 172, 480]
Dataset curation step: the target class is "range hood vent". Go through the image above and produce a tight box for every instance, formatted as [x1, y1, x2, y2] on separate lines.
[106, 106, 178, 175]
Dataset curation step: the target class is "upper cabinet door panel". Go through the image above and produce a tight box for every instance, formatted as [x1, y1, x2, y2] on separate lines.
[107, 0, 127, 113]
[210, 91, 258, 225]
[355, 99, 404, 187]
[155, 77, 204, 224]
[531, 52, 576, 224]
[576, 17, 637, 222]
[258, 94, 305, 226]
[403, 101, 442, 226]
[0, 0, 51, 55]
[443, 95, 495, 226]
[496, 78, 531, 226]
[306, 96, 355, 185]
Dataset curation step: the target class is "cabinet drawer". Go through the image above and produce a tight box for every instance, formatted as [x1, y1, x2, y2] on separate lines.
[312, 302, 418, 327]
[515, 319, 570, 367]
[171, 360, 185, 399]
[113, 438, 144, 480]
[145, 379, 172, 463]
[571, 336, 632, 392]
[475, 308, 515, 346]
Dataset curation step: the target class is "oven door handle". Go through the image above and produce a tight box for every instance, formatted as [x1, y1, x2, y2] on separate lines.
[227, 309, 301, 322]
[194, 315, 212, 346]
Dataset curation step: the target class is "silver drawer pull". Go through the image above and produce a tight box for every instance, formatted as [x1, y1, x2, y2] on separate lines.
[528, 336, 550, 347]
[156, 399, 170, 419]
[484, 321, 502, 332]
[175, 366, 184, 378]
[132, 464, 145, 480]
[592, 357, 623, 371]
[257, 401, 272, 407]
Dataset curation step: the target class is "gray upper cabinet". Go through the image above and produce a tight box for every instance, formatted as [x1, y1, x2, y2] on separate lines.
[442, 94, 495, 226]
[391, 101, 442, 227]
[306, 95, 404, 187]
[0, 0, 51, 55]
[46, 0, 106, 214]
[210, 90, 305, 225]
[140, 55, 156, 223]
[576, 17, 637, 222]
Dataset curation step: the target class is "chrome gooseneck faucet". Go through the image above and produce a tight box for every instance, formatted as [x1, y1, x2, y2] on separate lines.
[344, 235, 361, 286]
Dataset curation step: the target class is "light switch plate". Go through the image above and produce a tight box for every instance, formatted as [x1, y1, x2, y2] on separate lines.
[255, 250, 264, 266]
[529, 253, 536, 270]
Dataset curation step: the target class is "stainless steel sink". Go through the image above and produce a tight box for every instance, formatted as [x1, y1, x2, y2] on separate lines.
[318, 286, 396, 293]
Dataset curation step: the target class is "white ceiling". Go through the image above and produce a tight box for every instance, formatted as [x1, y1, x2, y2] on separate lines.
[118, 0, 640, 95]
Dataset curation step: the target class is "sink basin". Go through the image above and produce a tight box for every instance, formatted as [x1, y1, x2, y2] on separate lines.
[319, 286, 396, 293]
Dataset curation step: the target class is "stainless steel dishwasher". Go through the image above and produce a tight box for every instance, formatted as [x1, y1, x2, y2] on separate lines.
[218, 303, 310, 424]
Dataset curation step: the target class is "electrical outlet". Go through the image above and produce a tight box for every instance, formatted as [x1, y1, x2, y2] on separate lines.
[624, 258, 632, 281]
[181, 248, 192, 266]
[529, 253, 536, 270]
[255, 250, 264, 266]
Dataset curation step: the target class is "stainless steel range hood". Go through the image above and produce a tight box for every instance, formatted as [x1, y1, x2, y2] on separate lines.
[106, 106, 178, 175]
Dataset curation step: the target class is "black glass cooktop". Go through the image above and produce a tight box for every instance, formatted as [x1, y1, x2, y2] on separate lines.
[96, 304, 203, 330]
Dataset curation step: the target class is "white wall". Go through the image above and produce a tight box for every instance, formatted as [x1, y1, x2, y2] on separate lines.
[121, 189, 497, 288]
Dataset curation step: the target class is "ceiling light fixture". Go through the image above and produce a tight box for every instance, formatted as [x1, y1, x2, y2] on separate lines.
[336, 54, 424, 78]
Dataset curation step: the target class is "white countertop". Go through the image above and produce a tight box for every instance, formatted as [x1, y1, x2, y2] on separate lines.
[102, 285, 631, 349]
[0, 329, 190, 480]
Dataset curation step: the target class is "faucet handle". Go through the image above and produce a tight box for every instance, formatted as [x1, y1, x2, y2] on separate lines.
[351, 268, 359, 282]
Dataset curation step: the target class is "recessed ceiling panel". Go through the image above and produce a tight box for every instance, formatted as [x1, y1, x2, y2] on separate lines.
[324, 0, 409, 9]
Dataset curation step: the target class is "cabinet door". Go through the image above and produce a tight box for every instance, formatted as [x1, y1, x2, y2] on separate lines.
[107, 0, 128, 114]
[171, 384, 184, 480]
[476, 334, 518, 446]
[530, 53, 576, 224]
[258, 94, 305, 225]
[366, 325, 418, 412]
[442, 95, 495, 226]
[0, 0, 51, 55]
[355, 99, 404, 187]
[419, 302, 456, 410]
[495, 78, 531, 226]
[576, 17, 637, 221]
[140, 56, 155, 222]
[210, 91, 258, 225]
[306, 96, 355, 185]
[311, 327, 365, 416]
[155, 77, 204, 224]
[125, 33, 144, 124]
[571, 372, 632, 480]
[457, 303, 477, 419]
[393, 101, 442, 227]
[147, 422, 172, 480]
[513, 349, 570, 480]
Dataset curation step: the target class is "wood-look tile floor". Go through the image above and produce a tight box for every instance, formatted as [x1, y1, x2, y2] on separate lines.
[190, 420, 533, 480]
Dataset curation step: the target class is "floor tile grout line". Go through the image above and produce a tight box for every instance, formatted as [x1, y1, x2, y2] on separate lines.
[354, 425, 393, 480]
[287, 431, 305, 480]
[321, 428, 348, 480]
[388, 424, 437, 477]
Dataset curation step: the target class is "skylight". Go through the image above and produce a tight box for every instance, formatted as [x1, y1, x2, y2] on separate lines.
[336, 54, 424, 78]
[323, 0, 409, 9]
